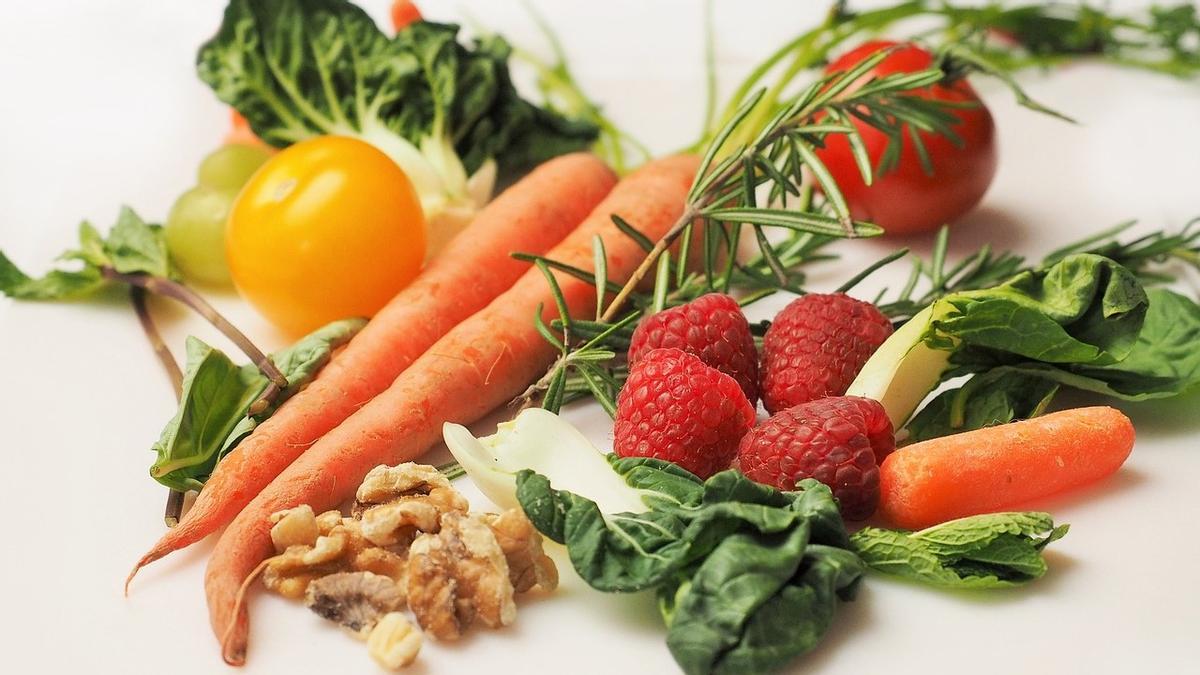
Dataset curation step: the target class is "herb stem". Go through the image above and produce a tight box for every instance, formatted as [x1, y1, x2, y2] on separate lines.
[102, 268, 287, 413]
[130, 286, 188, 527]
[130, 287, 183, 397]
[600, 206, 699, 322]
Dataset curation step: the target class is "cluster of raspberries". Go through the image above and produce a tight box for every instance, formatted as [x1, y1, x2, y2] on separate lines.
[614, 292, 895, 520]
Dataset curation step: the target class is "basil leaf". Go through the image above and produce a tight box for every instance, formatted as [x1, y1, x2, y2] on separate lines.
[850, 512, 1068, 589]
[151, 318, 364, 491]
[150, 338, 267, 491]
[517, 468, 861, 674]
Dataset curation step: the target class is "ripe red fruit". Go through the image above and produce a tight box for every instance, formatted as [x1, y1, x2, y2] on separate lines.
[628, 293, 760, 405]
[815, 40, 998, 235]
[736, 396, 894, 520]
[614, 347, 757, 479]
[760, 293, 893, 414]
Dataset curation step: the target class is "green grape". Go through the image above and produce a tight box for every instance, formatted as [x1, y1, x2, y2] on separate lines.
[196, 143, 271, 191]
[165, 185, 237, 286]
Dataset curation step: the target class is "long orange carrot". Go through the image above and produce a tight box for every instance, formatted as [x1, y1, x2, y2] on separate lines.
[208, 154, 700, 665]
[128, 153, 616, 586]
[879, 406, 1135, 529]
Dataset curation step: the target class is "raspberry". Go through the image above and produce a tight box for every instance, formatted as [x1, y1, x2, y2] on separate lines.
[760, 293, 893, 414]
[614, 347, 757, 479]
[736, 396, 894, 520]
[628, 293, 760, 405]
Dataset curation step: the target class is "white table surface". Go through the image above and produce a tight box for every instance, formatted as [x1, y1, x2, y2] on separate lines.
[2, 1, 1198, 674]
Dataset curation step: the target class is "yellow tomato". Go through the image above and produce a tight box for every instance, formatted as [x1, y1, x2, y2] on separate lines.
[227, 136, 425, 335]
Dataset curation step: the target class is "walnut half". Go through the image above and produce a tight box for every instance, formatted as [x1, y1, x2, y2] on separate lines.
[484, 509, 559, 593]
[406, 512, 517, 640]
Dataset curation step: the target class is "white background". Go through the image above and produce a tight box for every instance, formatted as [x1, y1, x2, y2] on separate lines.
[2, 1, 1199, 674]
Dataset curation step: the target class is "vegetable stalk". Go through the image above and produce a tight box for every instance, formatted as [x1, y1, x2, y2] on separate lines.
[101, 267, 287, 415]
[130, 287, 188, 526]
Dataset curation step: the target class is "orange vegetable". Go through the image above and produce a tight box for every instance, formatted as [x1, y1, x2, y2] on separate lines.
[879, 407, 1135, 529]
[127, 153, 616, 588]
[225, 110, 267, 149]
[207, 154, 700, 665]
[391, 0, 422, 32]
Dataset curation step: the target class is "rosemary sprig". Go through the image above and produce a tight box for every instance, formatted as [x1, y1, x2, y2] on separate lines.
[875, 219, 1200, 321]
[702, 1, 1199, 152]
[520, 38, 1062, 412]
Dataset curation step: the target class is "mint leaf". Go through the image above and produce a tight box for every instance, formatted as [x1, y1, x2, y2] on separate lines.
[0, 250, 105, 300]
[850, 512, 1067, 589]
[0, 206, 174, 302]
[105, 206, 174, 278]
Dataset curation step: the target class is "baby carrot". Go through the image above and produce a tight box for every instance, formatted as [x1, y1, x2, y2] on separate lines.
[879, 406, 1135, 529]
[127, 153, 616, 588]
[207, 154, 700, 665]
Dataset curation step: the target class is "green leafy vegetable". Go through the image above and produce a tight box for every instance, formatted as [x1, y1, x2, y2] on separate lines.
[197, 0, 597, 237]
[516, 458, 863, 675]
[906, 285, 1200, 441]
[905, 368, 1059, 442]
[150, 318, 364, 491]
[851, 512, 1069, 588]
[931, 254, 1148, 366]
[848, 253, 1151, 429]
[0, 207, 173, 300]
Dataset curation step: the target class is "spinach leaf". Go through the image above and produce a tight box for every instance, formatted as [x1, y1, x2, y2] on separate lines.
[517, 461, 863, 675]
[197, 0, 597, 230]
[905, 368, 1060, 442]
[0, 208, 173, 301]
[931, 254, 1147, 365]
[150, 318, 363, 490]
[907, 287, 1200, 440]
[696, 545, 864, 675]
[850, 512, 1068, 589]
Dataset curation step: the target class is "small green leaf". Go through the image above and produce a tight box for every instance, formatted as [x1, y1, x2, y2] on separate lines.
[0, 251, 105, 300]
[850, 512, 1067, 589]
[652, 252, 671, 313]
[700, 207, 882, 238]
[611, 214, 654, 252]
[105, 206, 174, 278]
[151, 319, 366, 491]
[592, 235, 607, 321]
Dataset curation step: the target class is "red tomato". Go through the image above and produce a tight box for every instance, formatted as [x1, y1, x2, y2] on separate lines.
[390, 0, 422, 32]
[816, 41, 997, 235]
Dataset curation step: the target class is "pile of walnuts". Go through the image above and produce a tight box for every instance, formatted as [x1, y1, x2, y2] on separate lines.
[261, 463, 558, 670]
